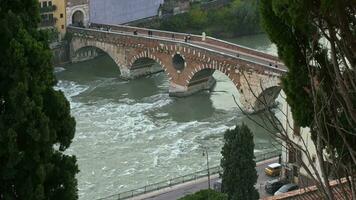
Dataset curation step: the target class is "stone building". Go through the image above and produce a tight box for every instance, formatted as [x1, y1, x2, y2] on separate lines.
[66, 0, 90, 27]
[90, 0, 164, 25]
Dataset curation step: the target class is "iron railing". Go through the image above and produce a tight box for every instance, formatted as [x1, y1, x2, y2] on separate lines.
[96, 149, 281, 200]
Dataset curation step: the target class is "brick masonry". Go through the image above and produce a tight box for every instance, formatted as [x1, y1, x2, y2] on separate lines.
[68, 25, 285, 113]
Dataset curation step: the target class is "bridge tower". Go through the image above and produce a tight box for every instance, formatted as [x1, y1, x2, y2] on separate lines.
[66, 0, 90, 27]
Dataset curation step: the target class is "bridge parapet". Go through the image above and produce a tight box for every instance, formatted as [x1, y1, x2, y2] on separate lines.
[89, 23, 281, 63]
[68, 26, 286, 75]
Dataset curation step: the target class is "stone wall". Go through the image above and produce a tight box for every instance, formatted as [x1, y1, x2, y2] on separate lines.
[50, 41, 70, 66]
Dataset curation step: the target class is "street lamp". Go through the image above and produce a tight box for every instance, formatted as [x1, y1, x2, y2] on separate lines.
[203, 148, 211, 190]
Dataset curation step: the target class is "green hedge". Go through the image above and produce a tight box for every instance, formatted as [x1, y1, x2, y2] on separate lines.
[179, 189, 228, 200]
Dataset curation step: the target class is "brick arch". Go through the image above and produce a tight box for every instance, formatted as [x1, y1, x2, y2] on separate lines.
[184, 63, 242, 90]
[71, 39, 126, 69]
[128, 51, 173, 81]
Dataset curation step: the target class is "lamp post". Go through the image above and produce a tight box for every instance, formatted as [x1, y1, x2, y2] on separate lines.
[203, 148, 211, 190]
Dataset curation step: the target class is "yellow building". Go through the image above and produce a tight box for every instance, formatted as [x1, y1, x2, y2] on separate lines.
[38, 0, 67, 40]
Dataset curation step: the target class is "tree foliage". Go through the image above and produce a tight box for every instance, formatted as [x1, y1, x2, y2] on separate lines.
[260, 0, 355, 198]
[178, 189, 227, 200]
[221, 124, 259, 200]
[159, 0, 262, 37]
[0, 0, 78, 199]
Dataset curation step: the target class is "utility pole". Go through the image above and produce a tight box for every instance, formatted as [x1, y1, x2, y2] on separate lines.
[203, 148, 211, 190]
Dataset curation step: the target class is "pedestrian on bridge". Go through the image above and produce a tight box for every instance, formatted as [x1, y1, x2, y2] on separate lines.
[202, 32, 206, 41]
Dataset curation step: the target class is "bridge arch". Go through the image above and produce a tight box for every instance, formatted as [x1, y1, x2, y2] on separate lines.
[129, 51, 173, 81]
[185, 64, 282, 113]
[253, 86, 282, 111]
[66, 4, 89, 27]
[185, 63, 241, 89]
[72, 10, 84, 27]
[71, 39, 127, 75]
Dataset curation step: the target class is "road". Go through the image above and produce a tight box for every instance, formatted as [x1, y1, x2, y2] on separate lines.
[129, 157, 278, 200]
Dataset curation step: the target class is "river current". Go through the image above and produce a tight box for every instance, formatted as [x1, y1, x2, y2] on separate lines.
[55, 34, 279, 199]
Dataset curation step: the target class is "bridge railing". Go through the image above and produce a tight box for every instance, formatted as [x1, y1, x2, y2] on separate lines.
[88, 23, 280, 63]
[96, 149, 281, 200]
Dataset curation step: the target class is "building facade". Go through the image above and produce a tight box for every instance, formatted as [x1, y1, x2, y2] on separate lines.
[66, 0, 90, 27]
[90, 0, 164, 25]
[280, 98, 322, 187]
[38, 0, 67, 40]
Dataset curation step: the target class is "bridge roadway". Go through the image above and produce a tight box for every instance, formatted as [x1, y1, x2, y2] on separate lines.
[88, 23, 286, 72]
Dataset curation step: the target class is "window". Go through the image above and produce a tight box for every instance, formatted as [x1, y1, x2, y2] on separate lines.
[293, 165, 299, 177]
[48, 1, 52, 6]
[60, 13, 63, 18]
[61, 25, 64, 29]
[288, 147, 302, 164]
[293, 123, 301, 136]
[41, 14, 49, 21]
[288, 147, 296, 163]
[48, 14, 53, 21]
[43, 1, 47, 7]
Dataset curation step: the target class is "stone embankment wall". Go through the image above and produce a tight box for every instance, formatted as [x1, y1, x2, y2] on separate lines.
[50, 41, 70, 67]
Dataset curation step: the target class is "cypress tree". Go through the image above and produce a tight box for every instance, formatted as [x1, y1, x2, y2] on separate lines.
[259, 0, 356, 170]
[0, 0, 78, 199]
[221, 124, 258, 200]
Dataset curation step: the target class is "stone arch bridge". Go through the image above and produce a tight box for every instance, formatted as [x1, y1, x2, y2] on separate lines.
[67, 23, 287, 113]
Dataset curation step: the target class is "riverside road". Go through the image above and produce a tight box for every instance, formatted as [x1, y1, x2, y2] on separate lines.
[129, 157, 278, 200]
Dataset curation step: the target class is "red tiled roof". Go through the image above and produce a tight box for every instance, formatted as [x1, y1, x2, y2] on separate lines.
[262, 178, 352, 200]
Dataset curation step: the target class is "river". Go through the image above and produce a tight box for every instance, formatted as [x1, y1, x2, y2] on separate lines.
[55, 34, 280, 199]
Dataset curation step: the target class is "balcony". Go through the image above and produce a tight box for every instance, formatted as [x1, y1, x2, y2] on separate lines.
[39, 18, 57, 28]
[40, 5, 57, 13]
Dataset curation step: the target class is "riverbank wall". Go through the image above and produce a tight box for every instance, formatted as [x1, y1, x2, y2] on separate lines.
[50, 41, 71, 67]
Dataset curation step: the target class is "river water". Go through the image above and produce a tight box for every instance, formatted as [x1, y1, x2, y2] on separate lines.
[55, 34, 279, 199]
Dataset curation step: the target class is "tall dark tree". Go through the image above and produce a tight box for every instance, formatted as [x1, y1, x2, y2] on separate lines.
[221, 124, 258, 200]
[0, 0, 78, 199]
[260, 0, 355, 198]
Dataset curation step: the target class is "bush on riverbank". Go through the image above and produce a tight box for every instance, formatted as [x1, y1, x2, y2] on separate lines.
[138, 0, 262, 38]
[178, 189, 227, 200]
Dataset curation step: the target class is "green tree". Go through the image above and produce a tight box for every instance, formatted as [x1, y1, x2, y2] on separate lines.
[188, 6, 208, 29]
[179, 189, 227, 200]
[220, 124, 259, 200]
[0, 1, 78, 199]
[260, 0, 355, 198]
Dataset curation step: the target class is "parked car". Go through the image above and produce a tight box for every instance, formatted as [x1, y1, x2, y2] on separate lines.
[264, 163, 281, 176]
[274, 183, 299, 196]
[265, 179, 285, 194]
[213, 179, 222, 192]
